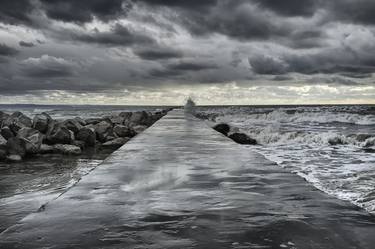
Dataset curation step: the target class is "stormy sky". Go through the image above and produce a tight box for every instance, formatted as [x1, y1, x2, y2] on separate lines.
[0, 0, 375, 105]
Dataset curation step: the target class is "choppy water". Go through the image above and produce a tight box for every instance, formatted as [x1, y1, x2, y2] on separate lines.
[197, 105, 375, 214]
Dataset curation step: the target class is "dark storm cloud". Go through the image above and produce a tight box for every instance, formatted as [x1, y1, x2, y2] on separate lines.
[73, 24, 154, 46]
[252, 0, 319, 17]
[133, 47, 183, 60]
[39, 0, 129, 24]
[0, 44, 19, 56]
[327, 0, 375, 25]
[19, 41, 35, 47]
[249, 55, 287, 75]
[149, 61, 218, 78]
[0, 0, 35, 25]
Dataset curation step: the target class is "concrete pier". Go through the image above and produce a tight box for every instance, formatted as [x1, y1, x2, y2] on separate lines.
[1, 110, 375, 248]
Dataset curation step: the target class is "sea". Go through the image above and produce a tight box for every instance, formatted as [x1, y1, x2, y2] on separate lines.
[0, 104, 375, 233]
[197, 105, 375, 214]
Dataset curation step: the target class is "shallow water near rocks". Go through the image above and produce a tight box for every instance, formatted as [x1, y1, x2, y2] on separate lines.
[0, 151, 109, 232]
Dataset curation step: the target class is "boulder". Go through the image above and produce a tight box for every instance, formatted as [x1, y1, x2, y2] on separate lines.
[0, 134, 7, 147]
[102, 137, 129, 149]
[46, 122, 73, 145]
[72, 140, 86, 149]
[33, 113, 52, 133]
[39, 144, 54, 154]
[16, 127, 44, 153]
[113, 125, 134, 137]
[6, 154, 22, 162]
[76, 127, 96, 146]
[63, 119, 83, 134]
[0, 111, 10, 126]
[85, 118, 102, 125]
[53, 144, 82, 155]
[129, 111, 151, 126]
[11, 112, 32, 127]
[132, 125, 148, 134]
[106, 115, 124, 125]
[213, 123, 230, 136]
[1, 126, 14, 140]
[94, 121, 113, 142]
[74, 117, 86, 126]
[6, 137, 26, 157]
[0, 149, 6, 160]
[228, 133, 257, 145]
[3, 112, 32, 133]
[119, 112, 132, 120]
[17, 127, 39, 139]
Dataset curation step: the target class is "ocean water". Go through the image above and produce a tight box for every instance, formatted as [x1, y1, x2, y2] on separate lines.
[197, 105, 375, 214]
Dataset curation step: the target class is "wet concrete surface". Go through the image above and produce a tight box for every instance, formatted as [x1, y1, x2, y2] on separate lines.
[1, 110, 375, 248]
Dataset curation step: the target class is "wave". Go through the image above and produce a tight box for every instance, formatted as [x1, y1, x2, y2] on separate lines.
[217, 109, 375, 126]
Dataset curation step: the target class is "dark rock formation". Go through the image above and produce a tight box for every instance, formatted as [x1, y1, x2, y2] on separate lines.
[76, 127, 96, 146]
[213, 123, 230, 136]
[113, 125, 134, 138]
[33, 113, 52, 133]
[0, 126, 14, 140]
[229, 133, 257, 145]
[53, 144, 82, 155]
[102, 137, 129, 149]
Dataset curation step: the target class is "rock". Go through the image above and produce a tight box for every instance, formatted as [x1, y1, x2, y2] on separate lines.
[85, 118, 102, 125]
[46, 123, 73, 145]
[0, 134, 7, 147]
[72, 140, 86, 149]
[1, 126, 14, 140]
[76, 127, 96, 146]
[11, 112, 32, 127]
[119, 112, 132, 120]
[39, 144, 54, 154]
[16, 127, 44, 153]
[33, 113, 52, 133]
[0, 111, 10, 126]
[229, 133, 257, 145]
[53, 144, 82, 155]
[213, 123, 230, 136]
[3, 112, 32, 133]
[113, 125, 134, 137]
[102, 137, 129, 149]
[74, 117, 86, 126]
[17, 127, 39, 139]
[7, 154, 22, 162]
[63, 119, 83, 134]
[95, 121, 113, 142]
[0, 149, 6, 160]
[133, 125, 148, 134]
[6, 137, 26, 157]
[129, 111, 152, 126]
[106, 115, 124, 125]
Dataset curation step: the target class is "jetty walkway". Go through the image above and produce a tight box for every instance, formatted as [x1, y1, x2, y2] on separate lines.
[1, 109, 375, 248]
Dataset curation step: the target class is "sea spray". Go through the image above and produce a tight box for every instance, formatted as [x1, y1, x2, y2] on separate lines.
[184, 97, 196, 115]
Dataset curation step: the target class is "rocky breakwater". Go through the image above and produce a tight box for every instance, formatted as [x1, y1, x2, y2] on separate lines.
[213, 123, 257, 145]
[0, 110, 168, 162]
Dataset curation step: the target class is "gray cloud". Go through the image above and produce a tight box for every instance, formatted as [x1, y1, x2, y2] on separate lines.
[20, 55, 78, 78]
[19, 41, 35, 47]
[0, 44, 19, 56]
